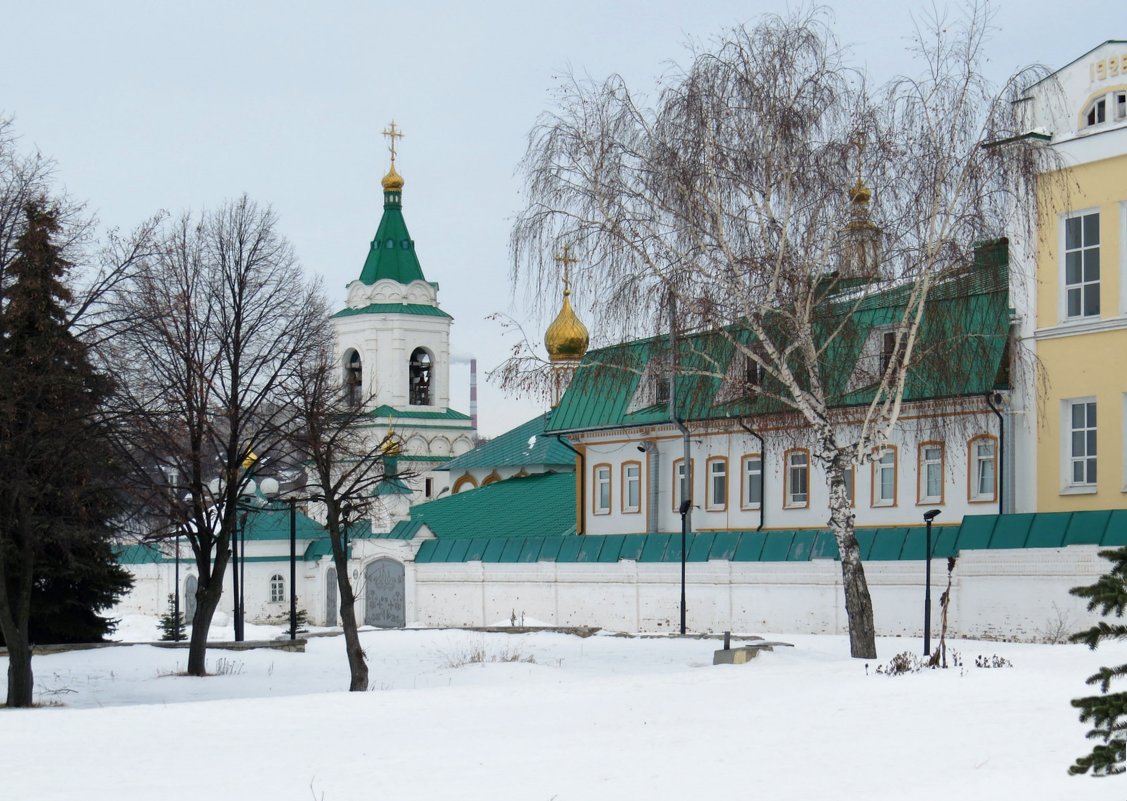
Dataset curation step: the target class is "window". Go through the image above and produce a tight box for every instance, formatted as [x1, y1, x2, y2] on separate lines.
[742, 454, 763, 509]
[593, 464, 611, 514]
[654, 376, 671, 406]
[409, 347, 433, 405]
[1064, 212, 1100, 319]
[1068, 400, 1097, 487]
[707, 458, 728, 510]
[745, 355, 765, 395]
[673, 458, 694, 510]
[270, 574, 285, 604]
[622, 461, 641, 513]
[880, 331, 897, 375]
[784, 449, 809, 508]
[872, 447, 897, 507]
[968, 435, 997, 502]
[918, 442, 944, 504]
[1085, 97, 1107, 127]
[424, 477, 434, 498]
[843, 465, 855, 507]
[1117, 92, 1127, 121]
[344, 350, 362, 408]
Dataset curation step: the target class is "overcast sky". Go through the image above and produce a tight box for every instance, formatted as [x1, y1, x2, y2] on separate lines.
[1, 1, 1120, 436]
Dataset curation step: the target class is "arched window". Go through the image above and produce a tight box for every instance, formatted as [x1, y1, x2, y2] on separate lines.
[270, 574, 285, 603]
[344, 350, 363, 409]
[409, 347, 433, 406]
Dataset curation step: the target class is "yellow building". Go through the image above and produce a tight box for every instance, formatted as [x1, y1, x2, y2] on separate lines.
[1022, 41, 1127, 510]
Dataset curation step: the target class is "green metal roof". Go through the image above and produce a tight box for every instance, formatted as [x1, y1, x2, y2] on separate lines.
[332, 303, 451, 320]
[413, 509, 1127, 564]
[115, 542, 164, 565]
[547, 240, 1011, 433]
[241, 505, 326, 542]
[372, 471, 576, 541]
[440, 413, 576, 472]
[366, 405, 471, 421]
[357, 189, 426, 285]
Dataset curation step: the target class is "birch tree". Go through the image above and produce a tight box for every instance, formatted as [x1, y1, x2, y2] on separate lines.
[510, 7, 1046, 657]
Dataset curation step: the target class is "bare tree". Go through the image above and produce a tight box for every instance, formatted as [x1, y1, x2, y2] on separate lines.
[285, 344, 415, 691]
[109, 196, 327, 676]
[509, 7, 1048, 657]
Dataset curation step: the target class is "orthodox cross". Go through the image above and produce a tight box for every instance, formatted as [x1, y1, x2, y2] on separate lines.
[554, 244, 578, 294]
[383, 120, 404, 165]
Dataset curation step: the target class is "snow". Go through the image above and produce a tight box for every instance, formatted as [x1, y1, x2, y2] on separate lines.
[527, 434, 537, 449]
[2, 622, 1123, 801]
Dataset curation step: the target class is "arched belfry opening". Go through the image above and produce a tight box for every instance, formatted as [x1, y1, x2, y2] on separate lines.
[409, 347, 433, 406]
[344, 349, 363, 409]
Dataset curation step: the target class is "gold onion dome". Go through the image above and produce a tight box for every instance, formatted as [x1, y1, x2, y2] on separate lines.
[545, 285, 589, 363]
[849, 176, 871, 204]
[381, 163, 404, 192]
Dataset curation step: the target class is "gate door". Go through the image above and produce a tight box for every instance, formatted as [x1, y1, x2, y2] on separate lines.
[364, 559, 405, 628]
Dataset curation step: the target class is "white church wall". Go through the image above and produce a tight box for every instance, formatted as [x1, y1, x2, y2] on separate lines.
[408, 547, 1105, 641]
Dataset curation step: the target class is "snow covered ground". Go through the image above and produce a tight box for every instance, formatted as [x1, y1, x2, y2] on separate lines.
[2, 618, 1124, 801]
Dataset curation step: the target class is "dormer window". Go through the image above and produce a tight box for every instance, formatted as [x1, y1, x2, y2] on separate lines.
[654, 376, 671, 406]
[879, 331, 897, 375]
[1117, 92, 1127, 121]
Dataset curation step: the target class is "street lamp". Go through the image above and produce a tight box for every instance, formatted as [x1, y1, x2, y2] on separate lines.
[257, 478, 300, 642]
[923, 508, 941, 656]
[679, 498, 691, 636]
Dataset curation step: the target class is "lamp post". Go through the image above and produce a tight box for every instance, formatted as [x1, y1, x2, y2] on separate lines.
[679, 498, 691, 636]
[254, 478, 298, 642]
[923, 509, 941, 656]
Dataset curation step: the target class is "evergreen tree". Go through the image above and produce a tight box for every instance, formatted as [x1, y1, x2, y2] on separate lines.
[0, 200, 130, 707]
[158, 594, 186, 642]
[1069, 546, 1127, 776]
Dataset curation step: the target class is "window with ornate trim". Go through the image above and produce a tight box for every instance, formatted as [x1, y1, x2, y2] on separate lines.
[742, 454, 762, 509]
[622, 461, 641, 513]
[451, 474, 478, 494]
[1063, 211, 1100, 319]
[918, 442, 944, 504]
[784, 449, 809, 508]
[270, 574, 285, 604]
[872, 447, 897, 507]
[706, 457, 728, 511]
[593, 464, 612, 515]
[968, 435, 997, 502]
[673, 458, 694, 510]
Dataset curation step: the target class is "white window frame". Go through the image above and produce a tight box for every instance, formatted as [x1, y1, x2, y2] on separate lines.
[1061, 398, 1098, 493]
[270, 574, 285, 604]
[673, 458, 694, 511]
[969, 435, 997, 503]
[707, 458, 728, 511]
[622, 462, 641, 514]
[1061, 209, 1101, 321]
[784, 450, 809, 509]
[872, 448, 897, 507]
[918, 442, 944, 504]
[742, 454, 763, 509]
[593, 464, 612, 515]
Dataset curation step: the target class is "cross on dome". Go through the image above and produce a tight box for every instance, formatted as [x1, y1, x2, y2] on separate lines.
[383, 120, 404, 166]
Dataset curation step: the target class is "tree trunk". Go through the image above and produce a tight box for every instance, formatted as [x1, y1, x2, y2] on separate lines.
[332, 541, 368, 692]
[825, 450, 877, 659]
[5, 637, 33, 707]
[186, 578, 222, 676]
[338, 581, 369, 692]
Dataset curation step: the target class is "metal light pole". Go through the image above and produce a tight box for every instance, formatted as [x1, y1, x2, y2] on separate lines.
[232, 517, 242, 642]
[923, 509, 941, 656]
[679, 498, 691, 635]
[174, 530, 182, 642]
[289, 498, 297, 641]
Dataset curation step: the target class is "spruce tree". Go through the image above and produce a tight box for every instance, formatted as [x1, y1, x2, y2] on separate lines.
[158, 594, 186, 642]
[1069, 546, 1127, 776]
[0, 200, 129, 706]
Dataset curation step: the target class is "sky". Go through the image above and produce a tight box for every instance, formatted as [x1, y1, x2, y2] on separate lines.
[0, 1, 1121, 436]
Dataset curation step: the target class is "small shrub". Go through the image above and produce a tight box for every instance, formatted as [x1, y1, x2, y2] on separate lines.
[974, 654, 1012, 669]
[875, 651, 926, 675]
[440, 640, 536, 668]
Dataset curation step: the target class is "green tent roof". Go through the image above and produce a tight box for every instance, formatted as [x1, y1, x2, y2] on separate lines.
[440, 413, 575, 472]
[547, 240, 1011, 433]
[372, 471, 576, 540]
[366, 404, 471, 421]
[357, 187, 426, 285]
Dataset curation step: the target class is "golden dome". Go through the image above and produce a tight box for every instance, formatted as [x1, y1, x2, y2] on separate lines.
[849, 177, 871, 204]
[545, 285, 589, 363]
[382, 164, 404, 193]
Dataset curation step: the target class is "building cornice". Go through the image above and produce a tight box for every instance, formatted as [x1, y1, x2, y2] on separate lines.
[1034, 315, 1127, 340]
